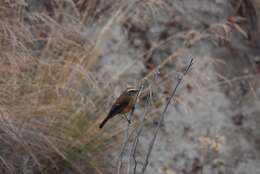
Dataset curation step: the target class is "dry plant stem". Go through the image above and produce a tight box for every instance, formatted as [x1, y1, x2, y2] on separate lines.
[92, 0, 139, 68]
[131, 95, 150, 174]
[116, 86, 143, 174]
[234, 0, 243, 13]
[126, 71, 160, 174]
[116, 112, 132, 174]
[140, 58, 193, 174]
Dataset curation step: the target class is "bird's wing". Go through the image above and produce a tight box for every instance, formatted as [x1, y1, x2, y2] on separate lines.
[114, 95, 131, 110]
[108, 95, 131, 117]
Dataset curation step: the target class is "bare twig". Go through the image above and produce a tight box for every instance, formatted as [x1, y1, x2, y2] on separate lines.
[116, 85, 144, 174]
[117, 58, 193, 174]
[140, 58, 193, 174]
[127, 71, 160, 174]
[131, 91, 150, 174]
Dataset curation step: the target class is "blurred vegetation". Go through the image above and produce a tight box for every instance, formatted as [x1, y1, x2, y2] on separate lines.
[0, 0, 123, 173]
[0, 0, 259, 174]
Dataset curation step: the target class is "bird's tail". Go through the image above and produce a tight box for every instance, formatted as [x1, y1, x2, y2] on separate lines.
[99, 115, 110, 129]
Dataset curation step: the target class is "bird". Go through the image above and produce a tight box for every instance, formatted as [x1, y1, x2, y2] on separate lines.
[99, 86, 139, 129]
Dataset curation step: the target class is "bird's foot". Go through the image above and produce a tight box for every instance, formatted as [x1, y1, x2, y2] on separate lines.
[124, 114, 131, 124]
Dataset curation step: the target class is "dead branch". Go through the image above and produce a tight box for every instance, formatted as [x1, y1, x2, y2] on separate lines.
[140, 58, 193, 174]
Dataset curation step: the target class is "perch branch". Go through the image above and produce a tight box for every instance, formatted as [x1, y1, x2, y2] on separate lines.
[127, 71, 160, 174]
[116, 85, 144, 174]
[140, 58, 193, 174]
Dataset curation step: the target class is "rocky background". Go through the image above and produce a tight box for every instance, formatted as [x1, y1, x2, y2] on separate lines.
[0, 0, 260, 174]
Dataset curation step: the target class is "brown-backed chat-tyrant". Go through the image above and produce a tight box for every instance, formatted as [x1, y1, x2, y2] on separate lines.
[99, 87, 139, 129]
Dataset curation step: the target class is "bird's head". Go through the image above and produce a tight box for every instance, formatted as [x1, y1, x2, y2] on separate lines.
[125, 86, 139, 96]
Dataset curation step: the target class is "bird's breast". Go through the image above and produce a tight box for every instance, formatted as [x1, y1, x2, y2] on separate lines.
[122, 98, 135, 113]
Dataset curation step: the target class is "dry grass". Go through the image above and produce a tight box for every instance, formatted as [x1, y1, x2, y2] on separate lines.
[0, 1, 118, 173]
[0, 0, 170, 173]
[2, 0, 254, 174]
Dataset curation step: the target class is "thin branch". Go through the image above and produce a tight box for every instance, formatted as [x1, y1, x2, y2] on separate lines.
[127, 71, 160, 174]
[132, 93, 150, 174]
[140, 58, 193, 174]
[116, 117, 131, 174]
[125, 99, 149, 174]
[116, 85, 144, 174]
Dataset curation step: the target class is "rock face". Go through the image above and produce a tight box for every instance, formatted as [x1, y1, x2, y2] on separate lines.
[4, 0, 260, 174]
[95, 1, 260, 174]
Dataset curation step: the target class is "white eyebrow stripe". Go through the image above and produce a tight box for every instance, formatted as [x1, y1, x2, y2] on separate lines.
[127, 88, 138, 92]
